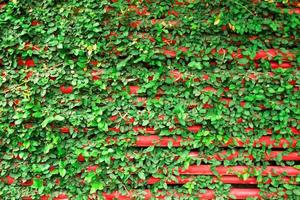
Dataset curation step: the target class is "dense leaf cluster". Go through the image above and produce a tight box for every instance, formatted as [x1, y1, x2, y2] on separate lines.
[0, 0, 299, 199]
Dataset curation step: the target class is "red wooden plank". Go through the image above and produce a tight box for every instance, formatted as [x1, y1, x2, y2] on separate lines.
[80, 151, 299, 169]
[188, 150, 300, 161]
[0, 2, 7, 9]
[22, 188, 286, 200]
[131, 125, 202, 134]
[270, 62, 293, 69]
[135, 135, 298, 148]
[131, 97, 299, 111]
[81, 151, 299, 172]
[128, 85, 140, 95]
[254, 49, 295, 60]
[53, 194, 68, 200]
[102, 188, 281, 199]
[135, 135, 183, 147]
[177, 165, 300, 176]
[216, 176, 292, 184]
[146, 175, 293, 185]
[146, 176, 191, 184]
[133, 126, 156, 134]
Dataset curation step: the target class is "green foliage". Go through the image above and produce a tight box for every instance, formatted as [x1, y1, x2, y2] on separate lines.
[0, 0, 299, 199]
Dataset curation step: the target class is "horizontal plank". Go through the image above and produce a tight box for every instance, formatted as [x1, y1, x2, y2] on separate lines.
[146, 175, 294, 185]
[108, 125, 300, 136]
[189, 150, 300, 161]
[102, 188, 282, 199]
[84, 151, 299, 172]
[130, 97, 300, 110]
[21, 187, 287, 200]
[109, 125, 202, 134]
[134, 135, 298, 148]
[177, 165, 300, 176]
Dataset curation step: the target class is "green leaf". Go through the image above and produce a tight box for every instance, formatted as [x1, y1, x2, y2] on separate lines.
[242, 173, 250, 180]
[293, 189, 300, 196]
[57, 43, 63, 49]
[98, 121, 108, 131]
[90, 182, 104, 193]
[41, 116, 54, 128]
[294, 165, 300, 170]
[59, 168, 67, 177]
[117, 56, 131, 70]
[188, 61, 202, 69]
[44, 143, 54, 154]
[54, 115, 65, 121]
[238, 58, 249, 65]
[32, 178, 43, 189]
[138, 171, 146, 180]
[41, 115, 65, 128]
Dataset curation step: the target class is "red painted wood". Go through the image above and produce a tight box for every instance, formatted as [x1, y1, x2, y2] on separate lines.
[53, 194, 68, 200]
[102, 188, 281, 199]
[129, 86, 140, 95]
[290, 127, 300, 134]
[108, 127, 120, 132]
[178, 165, 300, 176]
[40, 195, 50, 200]
[83, 151, 299, 165]
[135, 135, 298, 148]
[187, 125, 202, 133]
[22, 197, 32, 200]
[146, 175, 293, 185]
[188, 150, 300, 161]
[20, 179, 33, 186]
[133, 126, 155, 134]
[135, 135, 183, 147]
[254, 49, 295, 60]
[131, 125, 202, 134]
[132, 96, 299, 110]
[147, 176, 191, 184]
[288, 8, 300, 14]
[270, 62, 292, 69]
[219, 176, 293, 184]
[0, 2, 7, 9]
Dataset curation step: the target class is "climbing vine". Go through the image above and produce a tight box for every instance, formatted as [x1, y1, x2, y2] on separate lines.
[0, 0, 299, 199]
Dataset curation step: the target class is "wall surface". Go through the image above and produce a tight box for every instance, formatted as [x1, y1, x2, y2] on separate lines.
[0, 0, 299, 199]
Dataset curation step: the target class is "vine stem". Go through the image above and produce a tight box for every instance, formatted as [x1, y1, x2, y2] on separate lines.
[229, 0, 257, 16]
[121, 182, 129, 194]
